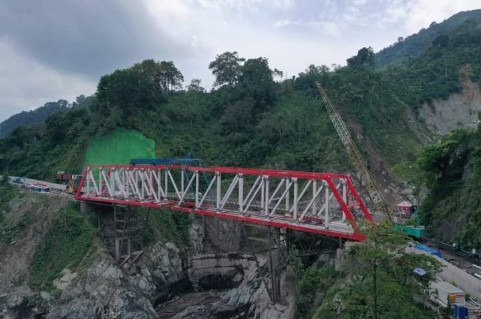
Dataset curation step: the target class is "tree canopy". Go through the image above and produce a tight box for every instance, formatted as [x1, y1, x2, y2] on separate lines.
[347, 47, 375, 68]
[209, 51, 245, 88]
[340, 222, 441, 319]
[310, 222, 441, 319]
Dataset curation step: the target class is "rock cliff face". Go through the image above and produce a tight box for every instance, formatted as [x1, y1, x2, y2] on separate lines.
[1, 193, 295, 319]
[48, 258, 157, 319]
[0, 194, 70, 319]
[419, 79, 481, 135]
[158, 216, 295, 319]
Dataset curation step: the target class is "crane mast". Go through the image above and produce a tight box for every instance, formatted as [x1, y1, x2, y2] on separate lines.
[315, 81, 392, 221]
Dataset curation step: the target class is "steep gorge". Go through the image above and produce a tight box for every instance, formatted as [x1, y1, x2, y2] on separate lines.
[0, 189, 310, 319]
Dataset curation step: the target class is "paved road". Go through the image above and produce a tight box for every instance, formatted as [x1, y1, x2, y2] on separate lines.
[21, 177, 67, 191]
[5, 176, 67, 192]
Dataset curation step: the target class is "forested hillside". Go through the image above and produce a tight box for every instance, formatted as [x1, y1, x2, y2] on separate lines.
[375, 9, 481, 68]
[0, 100, 69, 138]
[0, 53, 427, 180]
[0, 96, 95, 138]
[418, 127, 481, 246]
[2, 10, 481, 247]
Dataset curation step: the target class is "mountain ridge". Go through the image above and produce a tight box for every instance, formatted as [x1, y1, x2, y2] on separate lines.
[375, 9, 481, 68]
[0, 100, 69, 138]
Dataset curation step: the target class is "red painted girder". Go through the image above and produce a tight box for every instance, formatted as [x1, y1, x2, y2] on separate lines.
[76, 194, 365, 241]
[172, 206, 366, 241]
[75, 164, 372, 241]
[83, 164, 350, 180]
[345, 177, 373, 222]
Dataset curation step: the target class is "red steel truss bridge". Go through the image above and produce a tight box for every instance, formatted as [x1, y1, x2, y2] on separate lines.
[75, 164, 373, 241]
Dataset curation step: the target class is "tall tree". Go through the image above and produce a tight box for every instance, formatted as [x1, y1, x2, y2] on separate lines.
[237, 57, 276, 112]
[95, 59, 183, 130]
[295, 64, 330, 92]
[347, 47, 375, 68]
[209, 51, 245, 88]
[340, 222, 441, 319]
[186, 78, 205, 93]
[159, 61, 184, 91]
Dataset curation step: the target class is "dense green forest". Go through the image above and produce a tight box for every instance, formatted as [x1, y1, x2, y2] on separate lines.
[417, 127, 481, 247]
[0, 52, 423, 178]
[0, 99, 69, 138]
[375, 9, 481, 68]
[2, 11, 481, 247]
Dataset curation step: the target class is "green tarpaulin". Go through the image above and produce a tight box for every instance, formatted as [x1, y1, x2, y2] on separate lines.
[85, 129, 155, 165]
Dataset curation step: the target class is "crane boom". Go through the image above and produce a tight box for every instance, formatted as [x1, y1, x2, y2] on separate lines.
[315, 81, 392, 221]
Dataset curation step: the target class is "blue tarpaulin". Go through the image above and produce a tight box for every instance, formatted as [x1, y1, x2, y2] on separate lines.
[414, 244, 443, 259]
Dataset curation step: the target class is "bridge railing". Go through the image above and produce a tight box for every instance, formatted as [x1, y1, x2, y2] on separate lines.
[75, 165, 372, 240]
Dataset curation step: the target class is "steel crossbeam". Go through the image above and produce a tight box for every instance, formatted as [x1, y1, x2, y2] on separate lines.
[75, 165, 373, 241]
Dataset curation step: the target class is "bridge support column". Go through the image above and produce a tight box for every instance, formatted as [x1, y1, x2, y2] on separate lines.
[80, 201, 96, 214]
[267, 227, 288, 304]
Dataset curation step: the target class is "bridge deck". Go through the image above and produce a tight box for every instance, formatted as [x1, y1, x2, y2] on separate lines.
[75, 165, 373, 241]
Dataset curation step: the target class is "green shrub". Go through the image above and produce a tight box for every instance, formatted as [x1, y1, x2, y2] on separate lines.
[0, 183, 17, 211]
[137, 208, 191, 247]
[30, 203, 96, 292]
[295, 266, 339, 319]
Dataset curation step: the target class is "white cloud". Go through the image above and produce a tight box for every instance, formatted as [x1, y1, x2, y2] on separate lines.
[144, 0, 193, 24]
[273, 19, 293, 28]
[383, 0, 410, 25]
[0, 38, 95, 121]
[395, 0, 481, 33]
[321, 21, 342, 37]
[197, 0, 293, 11]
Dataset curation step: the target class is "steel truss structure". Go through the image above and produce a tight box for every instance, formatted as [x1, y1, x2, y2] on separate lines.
[75, 165, 373, 240]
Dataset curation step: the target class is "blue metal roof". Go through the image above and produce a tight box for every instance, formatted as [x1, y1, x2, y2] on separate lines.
[413, 267, 427, 276]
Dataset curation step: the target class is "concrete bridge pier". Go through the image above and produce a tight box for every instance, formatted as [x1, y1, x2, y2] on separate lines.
[79, 201, 96, 214]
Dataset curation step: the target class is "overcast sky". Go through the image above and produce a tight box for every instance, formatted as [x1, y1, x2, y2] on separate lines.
[0, 0, 480, 122]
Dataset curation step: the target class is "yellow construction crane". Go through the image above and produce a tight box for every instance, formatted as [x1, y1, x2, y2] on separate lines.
[315, 81, 392, 221]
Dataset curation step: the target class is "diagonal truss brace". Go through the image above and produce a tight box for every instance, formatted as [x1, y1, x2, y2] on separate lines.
[76, 165, 373, 241]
